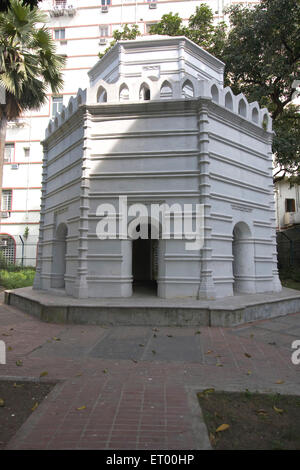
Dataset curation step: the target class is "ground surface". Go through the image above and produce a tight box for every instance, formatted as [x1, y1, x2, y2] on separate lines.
[198, 390, 300, 450]
[0, 380, 55, 449]
[0, 292, 300, 450]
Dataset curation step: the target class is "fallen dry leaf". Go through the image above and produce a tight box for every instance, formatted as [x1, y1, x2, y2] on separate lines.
[216, 423, 230, 433]
[256, 409, 268, 415]
[39, 371, 48, 378]
[244, 353, 252, 358]
[31, 402, 39, 412]
[247, 370, 252, 375]
[76, 406, 86, 411]
[0, 398, 5, 407]
[273, 406, 284, 414]
[203, 388, 215, 394]
[205, 350, 213, 354]
[16, 360, 23, 366]
[275, 380, 284, 384]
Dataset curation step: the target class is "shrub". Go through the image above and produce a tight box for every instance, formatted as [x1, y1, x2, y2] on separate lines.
[0, 269, 36, 289]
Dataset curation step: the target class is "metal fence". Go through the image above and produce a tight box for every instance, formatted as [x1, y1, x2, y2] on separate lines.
[0, 240, 37, 269]
[277, 227, 300, 270]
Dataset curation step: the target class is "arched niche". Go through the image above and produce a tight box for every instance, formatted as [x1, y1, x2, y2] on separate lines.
[139, 83, 150, 101]
[119, 83, 129, 102]
[211, 84, 219, 103]
[238, 99, 247, 117]
[225, 92, 233, 110]
[160, 81, 173, 99]
[182, 80, 194, 98]
[97, 86, 107, 103]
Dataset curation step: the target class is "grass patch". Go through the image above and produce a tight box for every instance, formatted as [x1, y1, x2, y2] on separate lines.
[198, 390, 300, 450]
[0, 269, 36, 289]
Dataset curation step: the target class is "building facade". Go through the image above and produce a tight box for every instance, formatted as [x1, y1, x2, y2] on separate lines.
[1, 0, 260, 267]
[33, 36, 281, 299]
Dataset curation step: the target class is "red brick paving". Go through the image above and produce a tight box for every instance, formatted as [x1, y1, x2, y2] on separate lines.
[0, 297, 300, 449]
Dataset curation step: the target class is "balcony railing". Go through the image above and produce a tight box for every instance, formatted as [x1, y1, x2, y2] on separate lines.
[40, 0, 77, 16]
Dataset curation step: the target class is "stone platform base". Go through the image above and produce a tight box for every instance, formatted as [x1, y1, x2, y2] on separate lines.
[4, 286, 300, 327]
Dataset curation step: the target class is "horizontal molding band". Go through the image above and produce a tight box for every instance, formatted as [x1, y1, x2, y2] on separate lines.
[209, 131, 269, 161]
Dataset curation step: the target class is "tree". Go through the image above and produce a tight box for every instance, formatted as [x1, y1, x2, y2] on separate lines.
[0, 0, 65, 212]
[0, 0, 41, 12]
[98, 24, 141, 59]
[222, 0, 300, 182]
[149, 6, 226, 57]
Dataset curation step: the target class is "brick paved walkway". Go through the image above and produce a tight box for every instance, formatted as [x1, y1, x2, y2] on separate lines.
[1, 295, 300, 449]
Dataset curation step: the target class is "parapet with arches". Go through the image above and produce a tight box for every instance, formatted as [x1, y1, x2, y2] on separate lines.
[45, 36, 272, 139]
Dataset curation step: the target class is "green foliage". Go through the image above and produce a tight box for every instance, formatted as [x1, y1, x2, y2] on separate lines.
[149, 6, 226, 57]
[23, 226, 29, 240]
[98, 24, 141, 59]
[0, 268, 35, 289]
[149, 12, 185, 36]
[222, 0, 300, 181]
[0, 0, 65, 121]
[0, 0, 41, 12]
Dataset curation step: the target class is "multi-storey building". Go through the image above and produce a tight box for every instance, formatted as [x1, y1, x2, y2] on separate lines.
[1, 0, 260, 266]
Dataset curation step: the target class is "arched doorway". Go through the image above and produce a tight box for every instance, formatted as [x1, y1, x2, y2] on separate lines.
[232, 222, 255, 294]
[132, 223, 158, 295]
[51, 223, 68, 288]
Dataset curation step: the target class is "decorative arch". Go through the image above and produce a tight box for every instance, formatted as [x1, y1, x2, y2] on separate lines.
[160, 80, 173, 99]
[262, 113, 269, 130]
[238, 99, 247, 117]
[97, 86, 107, 103]
[182, 79, 194, 98]
[129, 216, 163, 296]
[225, 92, 233, 110]
[119, 83, 129, 102]
[232, 222, 255, 294]
[252, 107, 259, 123]
[139, 83, 151, 101]
[211, 84, 219, 103]
[51, 223, 68, 288]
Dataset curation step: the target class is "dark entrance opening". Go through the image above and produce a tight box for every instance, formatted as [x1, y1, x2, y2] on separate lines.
[132, 224, 158, 295]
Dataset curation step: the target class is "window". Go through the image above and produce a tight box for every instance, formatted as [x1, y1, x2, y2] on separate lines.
[55, 0, 67, 6]
[52, 96, 63, 117]
[2, 190, 12, 212]
[4, 144, 14, 163]
[101, 0, 111, 5]
[286, 199, 296, 212]
[54, 28, 65, 40]
[24, 147, 30, 158]
[99, 25, 109, 37]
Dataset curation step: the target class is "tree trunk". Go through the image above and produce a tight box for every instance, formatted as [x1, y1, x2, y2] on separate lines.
[0, 116, 8, 232]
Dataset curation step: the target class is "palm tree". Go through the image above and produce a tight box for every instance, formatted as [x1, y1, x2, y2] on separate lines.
[0, 0, 65, 213]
